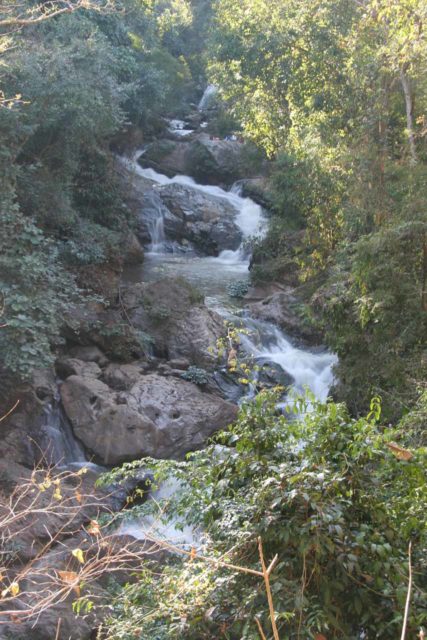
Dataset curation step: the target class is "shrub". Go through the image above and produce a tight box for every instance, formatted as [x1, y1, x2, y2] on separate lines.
[104, 391, 427, 639]
[181, 366, 209, 385]
[227, 279, 249, 298]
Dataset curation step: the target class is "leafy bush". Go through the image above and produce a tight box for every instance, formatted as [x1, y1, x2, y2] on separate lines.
[104, 391, 427, 639]
[181, 366, 209, 385]
[0, 209, 82, 378]
[227, 279, 249, 298]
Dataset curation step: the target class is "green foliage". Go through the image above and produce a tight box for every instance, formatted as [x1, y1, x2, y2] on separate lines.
[207, 0, 427, 417]
[0, 0, 202, 380]
[0, 208, 82, 378]
[226, 279, 249, 298]
[181, 365, 209, 385]
[104, 391, 427, 638]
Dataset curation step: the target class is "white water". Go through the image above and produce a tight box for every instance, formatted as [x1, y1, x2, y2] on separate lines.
[166, 118, 194, 137]
[117, 478, 200, 549]
[240, 319, 337, 403]
[198, 84, 218, 111]
[119, 151, 338, 547]
[39, 392, 86, 467]
[121, 150, 266, 263]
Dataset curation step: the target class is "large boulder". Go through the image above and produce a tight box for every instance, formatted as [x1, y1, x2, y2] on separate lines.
[151, 182, 242, 254]
[121, 277, 225, 367]
[0, 368, 58, 469]
[61, 373, 237, 464]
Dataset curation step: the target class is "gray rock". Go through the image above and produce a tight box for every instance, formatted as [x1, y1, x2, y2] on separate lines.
[56, 357, 102, 380]
[149, 182, 242, 255]
[248, 291, 322, 344]
[68, 345, 109, 367]
[123, 232, 144, 265]
[103, 363, 146, 390]
[121, 278, 225, 367]
[60, 373, 237, 464]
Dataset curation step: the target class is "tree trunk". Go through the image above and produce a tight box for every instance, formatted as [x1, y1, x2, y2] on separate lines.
[399, 69, 417, 165]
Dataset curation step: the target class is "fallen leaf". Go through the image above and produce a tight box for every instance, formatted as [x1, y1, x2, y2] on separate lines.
[87, 520, 100, 536]
[386, 442, 413, 461]
[58, 571, 80, 596]
[72, 548, 85, 564]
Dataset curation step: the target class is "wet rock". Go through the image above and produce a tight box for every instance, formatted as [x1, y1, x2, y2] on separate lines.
[0, 369, 57, 468]
[141, 139, 191, 176]
[61, 373, 237, 463]
[235, 177, 273, 208]
[153, 182, 242, 254]
[255, 358, 294, 389]
[123, 232, 144, 265]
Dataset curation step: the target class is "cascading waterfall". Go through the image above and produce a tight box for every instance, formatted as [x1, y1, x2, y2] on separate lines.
[39, 389, 86, 467]
[198, 84, 218, 111]
[240, 318, 337, 403]
[118, 150, 338, 547]
[120, 151, 266, 261]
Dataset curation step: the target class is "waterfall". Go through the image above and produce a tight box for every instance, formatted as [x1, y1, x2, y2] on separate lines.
[166, 119, 194, 137]
[198, 84, 218, 111]
[39, 390, 86, 467]
[117, 150, 338, 548]
[121, 152, 267, 264]
[117, 478, 200, 549]
[239, 318, 337, 403]
[141, 191, 167, 253]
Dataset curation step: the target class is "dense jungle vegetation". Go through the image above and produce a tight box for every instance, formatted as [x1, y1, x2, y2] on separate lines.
[0, 0, 426, 638]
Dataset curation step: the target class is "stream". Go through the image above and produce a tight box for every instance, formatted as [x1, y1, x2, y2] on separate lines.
[39, 127, 337, 545]
[116, 137, 337, 545]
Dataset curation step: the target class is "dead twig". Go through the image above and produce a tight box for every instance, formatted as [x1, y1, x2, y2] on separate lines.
[400, 541, 413, 640]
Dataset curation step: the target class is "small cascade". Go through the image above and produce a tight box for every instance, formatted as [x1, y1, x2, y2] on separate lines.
[121, 153, 267, 265]
[166, 118, 194, 137]
[198, 84, 218, 111]
[118, 141, 338, 546]
[240, 318, 337, 404]
[39, 390, 86, 467]
[142, 191, 167, 253]
[149, 215, 166, 253]
[117, 478, 201, 549]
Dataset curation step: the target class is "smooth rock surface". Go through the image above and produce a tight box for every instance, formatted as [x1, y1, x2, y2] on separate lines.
[61, 373, 237, 464]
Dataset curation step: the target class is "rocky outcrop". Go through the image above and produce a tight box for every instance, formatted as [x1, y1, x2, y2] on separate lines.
[0, 369, 58, 469]
[235, 177, 273, 209]
[136, 183, 242, 255]
[61, 372, 237, 464]
[248, 290, 322, 345]
[139, 135, 245, 185]
[123, 231, 144, 265]
[121, 277, 225, 367]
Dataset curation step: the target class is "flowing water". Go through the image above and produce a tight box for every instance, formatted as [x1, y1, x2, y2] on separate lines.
[198, 84, 218, 111]
[119, 152, 338, 546]
[38, 389, 86, 467]
[166, 118, 194, 137]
